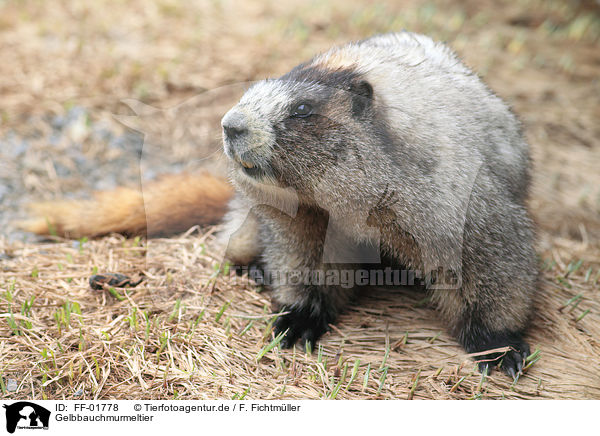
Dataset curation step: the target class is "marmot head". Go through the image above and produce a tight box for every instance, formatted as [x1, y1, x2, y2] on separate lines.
[221, 57, 388, 206]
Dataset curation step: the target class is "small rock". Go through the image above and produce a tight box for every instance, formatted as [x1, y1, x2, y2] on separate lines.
[6, 378, 18, 392]
[66, 110, 90, 143]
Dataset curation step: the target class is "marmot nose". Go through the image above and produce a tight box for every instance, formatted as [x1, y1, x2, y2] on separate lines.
[222, 111, 248, 141]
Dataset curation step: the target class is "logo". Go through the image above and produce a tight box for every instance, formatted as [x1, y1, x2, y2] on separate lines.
[2, 402, 50, 434]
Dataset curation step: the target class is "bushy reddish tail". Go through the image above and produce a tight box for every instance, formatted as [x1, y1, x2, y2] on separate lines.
[18, 173, 233, 238]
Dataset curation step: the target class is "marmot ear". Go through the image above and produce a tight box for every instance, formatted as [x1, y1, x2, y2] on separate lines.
[350, 80, 373, 117]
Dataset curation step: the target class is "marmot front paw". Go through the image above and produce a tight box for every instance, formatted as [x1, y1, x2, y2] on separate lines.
[273, 305, 333, 351]
[474, 336, 531, 379]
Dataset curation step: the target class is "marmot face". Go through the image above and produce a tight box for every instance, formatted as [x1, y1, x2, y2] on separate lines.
[221, 66, 380, 206]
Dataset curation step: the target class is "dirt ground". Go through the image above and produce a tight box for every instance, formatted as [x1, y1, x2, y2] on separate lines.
[0, 0, 599, 399]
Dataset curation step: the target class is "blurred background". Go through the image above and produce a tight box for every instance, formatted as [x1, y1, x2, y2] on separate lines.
[1, 0, 599, 242]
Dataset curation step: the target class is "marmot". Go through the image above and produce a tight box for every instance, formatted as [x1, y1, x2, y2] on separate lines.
[22, 32, 537, 378]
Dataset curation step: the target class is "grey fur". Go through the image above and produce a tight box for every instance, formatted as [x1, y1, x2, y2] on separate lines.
[219, 32, 537, 377]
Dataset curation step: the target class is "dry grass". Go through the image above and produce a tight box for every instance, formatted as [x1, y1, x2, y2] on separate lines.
[1, 229, 599, 400]
[1, 0, 600, 399]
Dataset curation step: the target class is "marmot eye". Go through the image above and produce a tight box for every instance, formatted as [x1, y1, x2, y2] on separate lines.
[292, 103, 313, 118]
